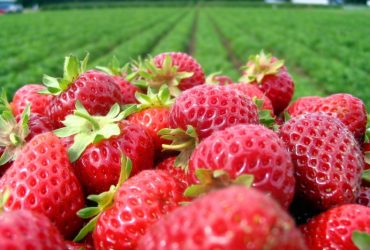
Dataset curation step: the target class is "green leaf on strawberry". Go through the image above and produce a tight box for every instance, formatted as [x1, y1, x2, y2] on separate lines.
[0, 101, 30, 166]
[184, 169, 254, 198]
[159, 125, 198, 170]
[129, 54, 193, 96]
[134, 84, 173, 112]
[363, 169, 370, 183]
[96, 55, 129, 77]
[365, 115, 370, 143]
[74, 154, 132, 242]
[40, 54, 89, 95]
[240, 50, 284, 84]
[54, 101, 125, 162]
[253, 97, 276, 128]
[352, 230, 370, 250]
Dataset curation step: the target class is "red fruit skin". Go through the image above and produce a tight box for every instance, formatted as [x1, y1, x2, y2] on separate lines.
[287, 96, 322, 117]
[169, 84, 259, 140]
[11, 84, 53, 117]
[137, 186, 307, 250]
[189, 124, 295, 209]
[228, 83, 274, 113]
[112, 76, 142, 104]
[128, 107, 169, 156]
[74, 121, 154, 195]
[314, 93, 367, 141]
[154, 52, 205, 91]
[48, 70, 124, 128]
[0, 132, 85, 239]
[156, 156, 189, 190]
[356, 186, 370, 207]
[93, 170, 186, 250]
[301, 204, 370, 250]
[213, 75, 233, 85]
[0, 210, 65, 250]
[21, 113, 54, 141]
[65, 241, 94, 250]
[279, 112, 364, 210]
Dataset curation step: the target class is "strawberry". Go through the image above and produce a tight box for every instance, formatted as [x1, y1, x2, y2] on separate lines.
[65, 241, 94, 250]
[286, 96, 322, 117]
[160, 84, 258, 168]
[205, 72, 233, 85]
[240, 51, 294, 115]
[156, 156, 189, 190]
[188, 124, 296, 209]
[0, 132, 85, 239]
[97, 56, 142, 104]
[168, 84, 258, 140]
[357, 186, 370, 207]
[42, 54, 124, 128]
[0, 209, 65, 250]
[137, 186, 307, 250]
[314, 93, 367, 141]
[301, 204, 370, 250]
[130, 52, 205, 96]
[54, 102, 154, 195]
[0, 97, 52, 170]
[74, 156, 186, 250]
[279, 112, 364, 210]
[228, 83, 274, 113]
[11, 84, 53, 117]
[127, 85, 173, 157]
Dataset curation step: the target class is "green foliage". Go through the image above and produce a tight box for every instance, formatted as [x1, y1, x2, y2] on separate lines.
[0, 6, 369, 109]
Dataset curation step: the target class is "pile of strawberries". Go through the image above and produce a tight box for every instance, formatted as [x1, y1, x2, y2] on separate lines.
[0, 51, 369, 250]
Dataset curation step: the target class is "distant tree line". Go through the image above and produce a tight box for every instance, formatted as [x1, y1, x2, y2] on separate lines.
[16, 0, 367, 7]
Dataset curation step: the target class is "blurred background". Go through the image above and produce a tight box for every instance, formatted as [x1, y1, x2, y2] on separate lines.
[0, 0, 369, 108]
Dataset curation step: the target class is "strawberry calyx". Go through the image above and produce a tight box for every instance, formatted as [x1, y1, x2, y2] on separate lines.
[0, 189, 10, 213]
[0, 92, 31, 166]
[253, 97, 276, 128]
[129, 54, 193, 96]
[96, 56, 129, 78]
[365, 115, 370, 143]
[74, 155, 132, 242]
[133, 84, 173, 112]
[158, 125, 198, 170]
[239, 51, 284, 84]
[363, 169, 370, 183]
[352, 230, 370, 250]
[184, 169, 254, 198]
[40, 54, 89, 95]
[53, 101, 134, 162]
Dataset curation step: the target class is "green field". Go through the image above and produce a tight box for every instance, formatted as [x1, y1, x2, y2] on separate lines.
[1, 6, 370, 108]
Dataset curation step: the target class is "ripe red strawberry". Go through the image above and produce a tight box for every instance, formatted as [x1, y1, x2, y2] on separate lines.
[356, 186, 370, 207]
[0, 132, 85, 239]
[65, 241, 94, 250]
[279, 112, 364, 210]
[228, 83, 274, 112]
[0, 209, 66, 250]
[301, 204, 370, 250]
[43, 54, 124, 128]
[156, 156, 189, 190]
[11, 84, 53, 117]
[206, 72, 233, 85]
[137, 186, 307, 250]
[131, 52, 205, 96]
[127, 85, 172, 157]
[188, 124, 295, 208]
[74, 157, 187, 250]
[287, 96, 322, 117]
[314, 93, 367, 141]
[240, 51, 294, 115]
[169, 84, 258, 141]
[55, 102, 154, 195]
[97, 56, 142, 104]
